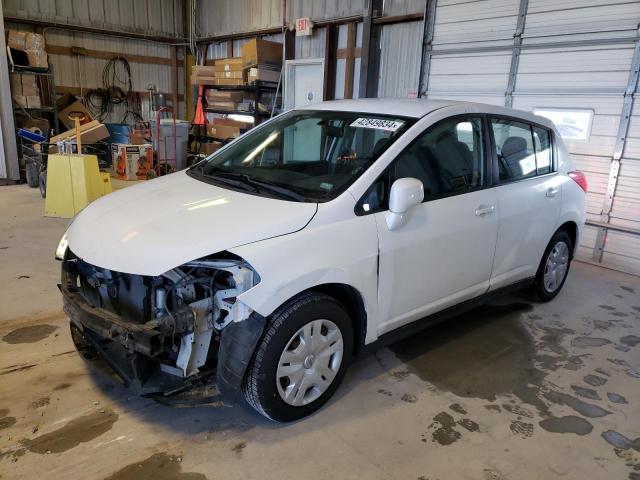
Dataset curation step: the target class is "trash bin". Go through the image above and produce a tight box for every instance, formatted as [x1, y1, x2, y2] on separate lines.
[150, 119, 190, 172]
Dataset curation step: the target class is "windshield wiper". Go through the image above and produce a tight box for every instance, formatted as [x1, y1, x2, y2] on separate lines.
[206, 169, 307, 202]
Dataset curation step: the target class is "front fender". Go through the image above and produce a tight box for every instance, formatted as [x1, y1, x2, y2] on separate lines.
[230, 213, 380, 344]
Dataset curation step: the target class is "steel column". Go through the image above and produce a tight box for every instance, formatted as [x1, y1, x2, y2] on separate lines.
[359, 0, 383, 98]
[505, 0, 529, 108]
[417, 0, 436, 97]
[592, 30, 640, 261]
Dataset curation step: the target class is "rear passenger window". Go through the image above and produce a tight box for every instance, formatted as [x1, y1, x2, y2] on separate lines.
[491, 119, 536, 182]
[533, 127, 552, 175]
[491, 119, 554, 182]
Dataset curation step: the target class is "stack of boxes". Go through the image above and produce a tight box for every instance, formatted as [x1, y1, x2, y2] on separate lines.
[240, 39, 282, 84]
[191, 39, 282, 88]
[10, 73, 41, 108]
[6, 31, 48, 69]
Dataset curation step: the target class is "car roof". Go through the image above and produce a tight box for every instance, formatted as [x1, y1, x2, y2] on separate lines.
[299, 98, 459, 118]
[298, 98, 556, 129]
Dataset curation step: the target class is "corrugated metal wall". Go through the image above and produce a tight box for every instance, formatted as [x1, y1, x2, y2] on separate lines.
[198, 0, 282, 38]
[377, 21, 422, 98]
[2, 0, 184, 37]
[4, 0, 185, 124]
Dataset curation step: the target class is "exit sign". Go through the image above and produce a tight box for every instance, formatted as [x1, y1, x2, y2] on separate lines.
[296, 17, 313, 36]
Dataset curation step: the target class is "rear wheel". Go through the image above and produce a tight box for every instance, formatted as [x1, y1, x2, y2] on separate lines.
[533, 230, 572, 302]
[243, 292, 353, 422]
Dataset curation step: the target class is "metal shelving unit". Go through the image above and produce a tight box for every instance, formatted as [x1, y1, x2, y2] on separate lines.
[202, 81, 281, 125]
[10, 64, 60, 134]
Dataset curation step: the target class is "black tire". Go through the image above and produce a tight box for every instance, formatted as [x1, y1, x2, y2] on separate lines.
[25, 160, 39, 188]
[243, 292, 353, 422]
[532, 230, 572, 302]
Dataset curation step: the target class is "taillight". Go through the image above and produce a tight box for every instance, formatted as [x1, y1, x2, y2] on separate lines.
[568, 170, 588, 193]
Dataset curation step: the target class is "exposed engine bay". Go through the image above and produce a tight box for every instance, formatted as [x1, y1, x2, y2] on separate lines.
[60, 250, 261, 401]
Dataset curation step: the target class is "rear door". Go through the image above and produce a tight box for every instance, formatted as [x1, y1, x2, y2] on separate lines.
[488, 118, 563, 290]
[362, 115, 499, 334]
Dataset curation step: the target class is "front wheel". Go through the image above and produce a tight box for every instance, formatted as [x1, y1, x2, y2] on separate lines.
[533, 230, 572, 302]
[243, 292, 353, 422]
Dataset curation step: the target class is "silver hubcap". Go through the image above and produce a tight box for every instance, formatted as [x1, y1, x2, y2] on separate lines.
[544, 241, 569, 293]
[276, 319, 344, 406]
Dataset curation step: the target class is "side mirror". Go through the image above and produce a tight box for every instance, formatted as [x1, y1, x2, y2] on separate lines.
[386, 177, 424, 230]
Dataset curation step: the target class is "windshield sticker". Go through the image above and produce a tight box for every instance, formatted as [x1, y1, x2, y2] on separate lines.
[350, 118, 405, 132]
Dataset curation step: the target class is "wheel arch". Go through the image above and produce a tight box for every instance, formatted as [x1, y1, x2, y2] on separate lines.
[306, 283, 368, 355]
[556, 220, 578, 258]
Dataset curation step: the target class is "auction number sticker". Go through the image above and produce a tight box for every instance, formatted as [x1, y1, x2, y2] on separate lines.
[350, 118, 405, 132]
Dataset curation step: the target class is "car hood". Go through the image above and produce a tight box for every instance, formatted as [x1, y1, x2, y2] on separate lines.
[66, 171, 318, 276]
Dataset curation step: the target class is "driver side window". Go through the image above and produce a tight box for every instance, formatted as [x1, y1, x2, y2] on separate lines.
[357, 116, 486, 214]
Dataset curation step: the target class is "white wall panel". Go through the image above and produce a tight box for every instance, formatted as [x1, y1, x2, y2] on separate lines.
[516, 45, 635, 95]
[525, 0, 640, 40]
[432, 0, 519, 48]
[428, 51, 511, 95]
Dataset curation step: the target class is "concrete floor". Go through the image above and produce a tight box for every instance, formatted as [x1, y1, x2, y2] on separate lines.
[1, 184, 639, 480]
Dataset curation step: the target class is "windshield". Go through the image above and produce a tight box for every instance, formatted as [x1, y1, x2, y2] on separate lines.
[188, 110, 413, 202]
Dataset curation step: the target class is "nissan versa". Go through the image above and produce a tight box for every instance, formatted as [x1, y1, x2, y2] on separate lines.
[57, 99, 587, 421]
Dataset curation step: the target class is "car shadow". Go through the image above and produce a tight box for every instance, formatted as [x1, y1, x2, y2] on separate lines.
[80, 293, 536, 436]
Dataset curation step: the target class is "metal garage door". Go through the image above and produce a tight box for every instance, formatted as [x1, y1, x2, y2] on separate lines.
[420, 0, 640, 276]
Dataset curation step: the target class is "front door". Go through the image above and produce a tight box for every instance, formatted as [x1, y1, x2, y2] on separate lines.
[371, 116, 499, 335]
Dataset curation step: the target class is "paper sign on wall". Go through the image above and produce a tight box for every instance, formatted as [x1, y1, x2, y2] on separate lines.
[296, 17, 313, 36]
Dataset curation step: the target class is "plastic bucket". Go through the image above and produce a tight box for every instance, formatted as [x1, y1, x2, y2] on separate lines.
[105, 123, 131, 144]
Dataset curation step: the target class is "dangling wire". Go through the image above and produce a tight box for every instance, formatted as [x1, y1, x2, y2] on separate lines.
[84, 56, 143, 124]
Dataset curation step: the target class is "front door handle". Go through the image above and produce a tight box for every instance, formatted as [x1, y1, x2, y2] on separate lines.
[475, 205, 495, 216]
[546, 187, 560, 198]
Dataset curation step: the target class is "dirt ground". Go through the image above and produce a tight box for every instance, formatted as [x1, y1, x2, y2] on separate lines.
[1, 185, 639, 480]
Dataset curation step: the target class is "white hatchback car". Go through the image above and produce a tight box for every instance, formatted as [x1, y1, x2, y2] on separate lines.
[58, 99, 586, 421]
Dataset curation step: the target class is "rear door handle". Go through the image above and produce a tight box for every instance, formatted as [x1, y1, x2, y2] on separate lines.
[475, 205, 495, 216]
[546, 187, 560, 198]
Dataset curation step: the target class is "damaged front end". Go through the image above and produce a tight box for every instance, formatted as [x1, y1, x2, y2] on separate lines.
[59, 250, 265, 404]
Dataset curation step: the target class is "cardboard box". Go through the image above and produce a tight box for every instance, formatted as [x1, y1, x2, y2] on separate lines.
[57, 94, 93, 130]
[21, 82, 39, 97]
[214, 57, 243, 72]
[206, 101, 238, 111]
[213, 118, 253, 129]
[49, 120, 109, 153]
[207, 124, 241, 140]
[27, 50, 48, 69]
[7, 31, 28, 50]
[215, 70, 244, 79]
[114, 144, 153, 180]
[7, 31, 48, 69]
[201, 141, 222, 156]
[246, 66, 281, 83]
[12, 95, 27, 108]
[213, 78, 245, 86]
[191, 73, 217, 85]
[10, 73, 22, 92]
[192, 65, 217, 76]
[26, 95, 41, 108]
[205, 89, 248, 102]
[241, 39, 282, 68]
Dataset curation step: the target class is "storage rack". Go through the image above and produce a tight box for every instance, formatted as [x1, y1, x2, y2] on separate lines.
[11, 64, 60, 135]
[202, 80, 280, 124]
